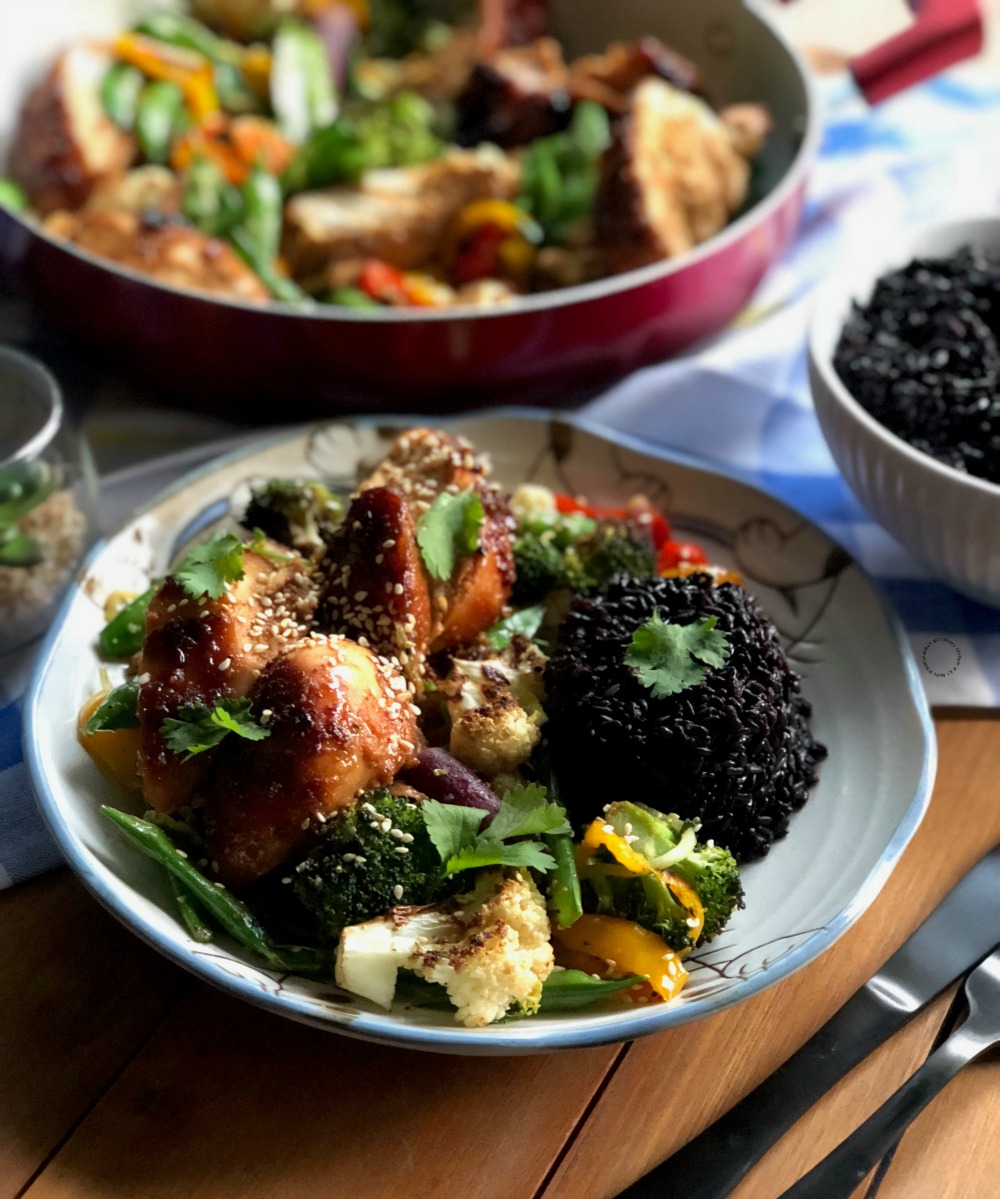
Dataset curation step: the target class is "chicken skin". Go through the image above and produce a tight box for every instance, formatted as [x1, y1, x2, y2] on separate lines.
[202, 636, 419, 886]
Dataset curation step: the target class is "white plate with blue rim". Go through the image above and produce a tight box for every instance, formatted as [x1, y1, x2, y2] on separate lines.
[24, 412, 935, 1055]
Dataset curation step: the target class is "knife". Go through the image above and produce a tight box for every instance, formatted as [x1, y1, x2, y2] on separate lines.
[616, 844, 1000, 1199]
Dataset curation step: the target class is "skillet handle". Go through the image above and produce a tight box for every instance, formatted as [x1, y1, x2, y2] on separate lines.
[848, 0, 984, 104]
[773, 0, 984, 104]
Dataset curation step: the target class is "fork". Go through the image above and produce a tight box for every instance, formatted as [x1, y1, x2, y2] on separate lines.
[777, 945, 1000, 1198]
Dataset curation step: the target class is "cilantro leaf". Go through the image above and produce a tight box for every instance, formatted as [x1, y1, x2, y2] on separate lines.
[624, 611, 730, 699]
[415, 489, 485, 581]
[161, 698, 270, 761]
[83, 679, 140, 734]
[486, 783, 572, 842]
[173, 533, 247, 600]
[485, 603, 547, 650]
[421, 785, 569, 879]
[444, 840, 556, 876]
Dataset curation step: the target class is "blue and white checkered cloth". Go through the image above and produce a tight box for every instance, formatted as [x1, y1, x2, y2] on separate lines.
[4, 69, 1000, 887]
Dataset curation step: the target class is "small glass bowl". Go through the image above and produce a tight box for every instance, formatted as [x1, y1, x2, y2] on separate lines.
[0, 346, 99, 653]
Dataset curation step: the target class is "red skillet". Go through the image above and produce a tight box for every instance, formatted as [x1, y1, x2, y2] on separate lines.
[0, 0, 982, 415]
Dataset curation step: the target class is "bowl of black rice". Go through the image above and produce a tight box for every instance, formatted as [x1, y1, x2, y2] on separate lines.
[809, 216, 1000, 607]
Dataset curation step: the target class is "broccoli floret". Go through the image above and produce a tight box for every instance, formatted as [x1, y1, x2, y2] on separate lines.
[293, 789, 448, 937]
[242, 478, 343, 555]
[511, 515, 655, 606]
[580, 801, 744, 950]
[582, 523, 657, 591]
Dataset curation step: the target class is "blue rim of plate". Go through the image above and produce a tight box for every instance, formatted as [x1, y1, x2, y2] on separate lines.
[24, 409, 937, 1053]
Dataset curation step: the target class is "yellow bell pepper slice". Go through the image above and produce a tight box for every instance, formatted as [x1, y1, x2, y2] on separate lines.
[77, 691, 142, 793]
[452, 199, 536, 241]
[115, 34, 219, 123]
[576, 817, 706, 949]
[554, 914, 688, 1002]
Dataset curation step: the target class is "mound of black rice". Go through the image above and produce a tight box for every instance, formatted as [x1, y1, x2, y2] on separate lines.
[834, 246, 1000, 485]
[543, 574, 826, 862]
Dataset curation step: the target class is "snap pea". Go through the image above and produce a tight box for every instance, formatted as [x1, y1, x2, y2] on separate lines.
[134, 12, 241, 65]
[282, 119, 367, 193]
[325, 286, 381, 309]
[270, 18, 337, 145]
[544, 833, 583, 929]
[0, 529, 43, 567]
[538, 969, 646, 1011]
[101, 806, 285, 966]
[181, 157, 243, 238]
[135, 80, 187, 164]
[134, 15, 261, 115]
[98, 587, 154, 660]
[0, 179, 28, 213]
[168, 874, 214, 942]
[229, 163, 311, 305]
[101, 62, 145, 130]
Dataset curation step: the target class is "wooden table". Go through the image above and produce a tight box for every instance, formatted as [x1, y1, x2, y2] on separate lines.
[2, 713, 998, 1199]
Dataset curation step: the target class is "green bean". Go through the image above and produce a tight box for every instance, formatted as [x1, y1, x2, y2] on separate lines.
[101, 807, 284, 966]
[270, 18, 337, 145]
[539, 969, 646, 1011]
[98, 588, 153, 660]
[101, 62, 145, 130]
[237, 162, 283, 267]
[168, 874, 214, 942]
[0, 179, 28, 213]
[136, 81, 187, 164]
[544, 833, 583, 929]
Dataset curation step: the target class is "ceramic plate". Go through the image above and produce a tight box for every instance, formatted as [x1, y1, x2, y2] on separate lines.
[25, 413, 935, 1054]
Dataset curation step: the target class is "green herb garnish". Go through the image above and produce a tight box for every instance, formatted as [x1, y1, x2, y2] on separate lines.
[83, 679, 141, 734]
[625, 612, 730, 699]
[415, 488, 484, 581]
[173, 532, 247, 600]
[485, 603, 547, 649]
[160, 697, 270, 761]
[422, 784, 571, 878]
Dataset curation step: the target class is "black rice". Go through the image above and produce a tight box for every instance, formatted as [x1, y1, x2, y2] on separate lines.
[834, 246, 1000, 485]
[543, 574, 826, 862]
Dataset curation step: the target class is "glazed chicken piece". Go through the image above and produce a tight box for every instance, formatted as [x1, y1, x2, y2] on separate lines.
[8, 46, 136, 215]
[319, 428, 515, 673]
[593, 78, 770, 274]
[281, 148, 520, 281]
[138, 548, 317, 813]
[43, 209, 270, 302]
[455, 39, 572, 149]
[202, 636, 419, 886]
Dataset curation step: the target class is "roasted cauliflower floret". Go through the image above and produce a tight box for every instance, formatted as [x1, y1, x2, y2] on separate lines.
[336, 868, 554, 1026]
[445, 640, 547, 776]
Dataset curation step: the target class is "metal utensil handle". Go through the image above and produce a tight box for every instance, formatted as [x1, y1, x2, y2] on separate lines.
[614, 989, 901, 1199]
[776, 1035, 977, 1199]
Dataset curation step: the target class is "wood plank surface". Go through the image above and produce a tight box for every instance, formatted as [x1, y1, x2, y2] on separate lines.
[0, 872, 185, 1198]
[542, 717, 1000, 1199]
[3, 716, 998, 1199]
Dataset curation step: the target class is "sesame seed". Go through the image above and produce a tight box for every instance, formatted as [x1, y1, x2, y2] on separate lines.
[218, 657, 231, 671]
[343, 853, 356, 862]
[602, 824, 615, 835]
[392, 884, 404, 900]
[300, 818, 311, 830]
[394, 846, 410, 854]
